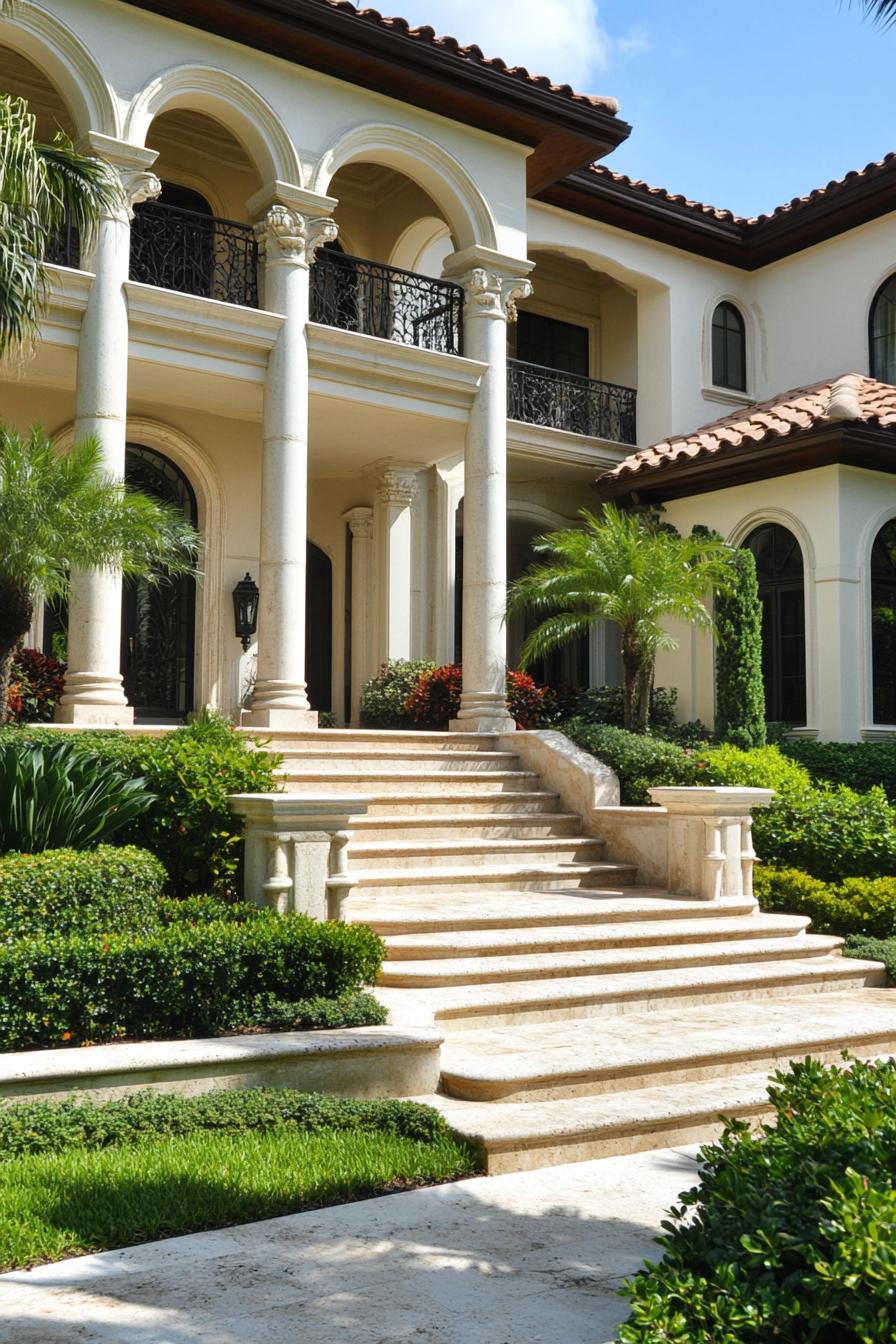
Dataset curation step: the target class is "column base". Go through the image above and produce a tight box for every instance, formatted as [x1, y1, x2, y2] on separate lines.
[56, 673, 133, 726]
[450, 692, 516, 735]
[241, 707, 319, 731]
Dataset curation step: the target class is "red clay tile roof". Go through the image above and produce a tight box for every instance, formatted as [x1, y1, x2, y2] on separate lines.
[600, 375, 896, 490]
[589, 166, 745, 224]
[319, 1, 620, 114]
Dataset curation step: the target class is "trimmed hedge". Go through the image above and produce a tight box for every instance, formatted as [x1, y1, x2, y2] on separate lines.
[561, 720, 701, 805]
[754, 866, 896, 939]
[0, 910, 384, 1050]
[0, 846, 165, 941]
[618, 1056, 896, 1343]
[844, 934, 896, 985]
[782, 739, 896, 802]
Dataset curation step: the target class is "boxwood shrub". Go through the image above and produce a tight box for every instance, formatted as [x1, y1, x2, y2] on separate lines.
[843, 934, 896, 985]
[0, 846, 166, 942]
[561, 720, 700, 805]
[782, 739, 896, 803]
[618, 1056, 896, 1343]
[754, 866, 896, 939]
[0, 911, 384, 1050]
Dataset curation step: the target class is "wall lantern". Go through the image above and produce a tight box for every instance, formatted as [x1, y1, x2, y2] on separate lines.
[232, 572, 259, 651]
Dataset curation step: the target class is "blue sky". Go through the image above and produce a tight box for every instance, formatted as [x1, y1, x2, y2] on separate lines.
[387, 0, 895, 218]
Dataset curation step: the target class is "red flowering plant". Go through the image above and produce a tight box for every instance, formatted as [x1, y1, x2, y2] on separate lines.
[404, 664, 548, 730]
[6, 647, 66, 723]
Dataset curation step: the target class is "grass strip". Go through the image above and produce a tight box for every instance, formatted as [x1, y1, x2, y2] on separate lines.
[0, 1126, 478, 1271]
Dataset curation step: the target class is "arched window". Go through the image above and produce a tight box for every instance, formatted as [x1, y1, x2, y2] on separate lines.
[871, 518, 896, 723]
[743, 523, 806, 726]
[870, 275, 896, 384]
[712, 301, 747, 391]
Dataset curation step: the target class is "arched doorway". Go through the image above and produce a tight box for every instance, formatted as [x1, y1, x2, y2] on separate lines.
[122, 445, 198, 721]
[871, 517, 896, 724]
[306, 543, 333, 713]
[743, 523, 807, 725]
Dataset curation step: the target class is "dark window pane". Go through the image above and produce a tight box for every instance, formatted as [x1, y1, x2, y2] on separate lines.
[743, 524, 806, 726]
[872, 519, 896, 723]
[711, 301, 746, 391]
[516, 312, 589, 377]
[871, 276, 896, 385]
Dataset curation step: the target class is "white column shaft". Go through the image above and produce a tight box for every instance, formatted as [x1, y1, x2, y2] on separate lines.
[345, 508, 374, 725]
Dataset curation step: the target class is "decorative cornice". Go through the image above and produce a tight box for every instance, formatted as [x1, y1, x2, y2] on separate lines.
[256, 205, 338, 264]
[377, 468, 418, 508]
[345, 507, 374, 541]
[460, 267, 533, 322]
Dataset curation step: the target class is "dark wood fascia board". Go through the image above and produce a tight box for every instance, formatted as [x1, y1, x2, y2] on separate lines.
[746, 169, 896, 267]
[120, 0, 631, 193]
[596, 426, 896, 503]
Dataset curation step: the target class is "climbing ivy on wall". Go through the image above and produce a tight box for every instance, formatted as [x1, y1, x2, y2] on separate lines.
[715, 545, 766, 749]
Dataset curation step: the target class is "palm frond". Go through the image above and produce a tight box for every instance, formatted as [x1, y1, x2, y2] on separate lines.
[856, 0, 896, 26]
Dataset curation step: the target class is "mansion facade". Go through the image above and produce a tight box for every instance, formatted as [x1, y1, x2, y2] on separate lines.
[4, 0, 896, 740]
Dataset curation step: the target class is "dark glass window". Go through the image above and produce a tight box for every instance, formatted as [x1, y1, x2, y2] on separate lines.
[711, 301, 747, 391]
[515, 312, 589, 377]
[870, 275, 896, 384]
[871, 519, 896, 724]
[744, 523, 806, 726]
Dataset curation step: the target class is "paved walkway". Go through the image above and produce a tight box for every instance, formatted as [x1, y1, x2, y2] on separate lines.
[0, 1147, 700, 1344]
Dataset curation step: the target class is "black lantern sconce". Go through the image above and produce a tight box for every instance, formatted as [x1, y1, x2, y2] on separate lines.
[232, 572, 259, 651]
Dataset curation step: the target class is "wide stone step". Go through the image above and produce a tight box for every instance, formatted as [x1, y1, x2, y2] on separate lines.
[348, 861, 637, 898]
[438, 988, 896, 1102]
[348, 813, 583, 842]
[383, 911, 810, 959]
[348, 791, 564, 818]
[347, 891, 759, 936]
[245, 728, 501, 752]
[347, 837, 607, 872]
[280, 770, 542, 796]
[419, 954, 886, 1030]
[281, 749, 522, 774]
[379, 932, 838, 988]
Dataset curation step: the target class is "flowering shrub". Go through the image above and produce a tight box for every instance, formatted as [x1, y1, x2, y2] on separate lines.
[6, 648, 65, 723]
[404, 664, 548, 730]
[360, 659, 437, 727]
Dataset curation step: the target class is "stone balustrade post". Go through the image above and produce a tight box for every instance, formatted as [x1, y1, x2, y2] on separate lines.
[442, 248, 533, 733]
[242, 186, 337, 731]
[57, 136, 161, 724]
[648, 787, 774, 901]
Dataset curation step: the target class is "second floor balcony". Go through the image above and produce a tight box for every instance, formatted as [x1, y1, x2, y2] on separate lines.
[130, 201, 260, 309]
[508, 358, 637, 445]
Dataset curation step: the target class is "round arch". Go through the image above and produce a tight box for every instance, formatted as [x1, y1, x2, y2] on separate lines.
[0, 0, 117, 138]
[868, 271, 896, 383]
[390, 217, 452, 273]
[737, 516, 811, 729]
[313, 123, 497, 252]
[124, 65, 302, 188]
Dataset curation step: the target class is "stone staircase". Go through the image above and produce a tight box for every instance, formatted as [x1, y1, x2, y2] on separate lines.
[272, 728, 896, 1173]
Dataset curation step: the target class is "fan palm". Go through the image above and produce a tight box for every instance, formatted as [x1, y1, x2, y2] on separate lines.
[506, 505, 733, 732]
[0, 93, 121, 359]
[0, 425, 201, 723]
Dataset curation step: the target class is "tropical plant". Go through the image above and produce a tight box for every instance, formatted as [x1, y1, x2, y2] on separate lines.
[506, 506, 733, 731]
[714, 547, 766, 748]
[0, 426, 200, 722]
[0, 739, 156, 853]
[0, 93, 121, 358]
[856, 0, 896, 24]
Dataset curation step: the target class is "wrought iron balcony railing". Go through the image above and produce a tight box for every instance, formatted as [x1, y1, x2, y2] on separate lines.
[507, 358, 637, 445]
[311, 248, 464, 356]
[46, 218, 81, 269]
[130, 201, 259, 308]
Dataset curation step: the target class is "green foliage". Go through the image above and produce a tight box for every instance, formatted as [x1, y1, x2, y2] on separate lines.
[554, 683, 679, 730]
[750, 783, 896, 883]
[781, 739, 896, 803]
[506, 505, 733, 731]
[844, 935, 896, 984]
[700, 742, 812, 794]
[755, 866, 896, 938]
[360, 659, 437, 727]
[232, 991, 389, 1032]
[0, 845, 165, 940]
[618, 1056, 896, 1343]
[562, 720, 700, 805]
[0, 910, 384, 1050]
[714, 547, 766, 748]
[0, 1088, 450, 1160]
[0, 738, 156, 853]
[6, 647, 65, 722]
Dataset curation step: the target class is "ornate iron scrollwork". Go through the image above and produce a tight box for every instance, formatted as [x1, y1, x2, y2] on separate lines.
[130, 201, 260, 308]
[310, 248, 464, 356]
[507, 358, 637, 444]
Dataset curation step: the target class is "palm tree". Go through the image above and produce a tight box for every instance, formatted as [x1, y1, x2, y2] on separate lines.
[505, 505, 733, 732]
[0, 425, 201, 723]
[857, 1, 896, 23]
[0, 93, 121, 359]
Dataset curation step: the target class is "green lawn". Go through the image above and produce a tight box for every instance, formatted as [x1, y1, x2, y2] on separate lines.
[0, 1125, 477, 1271]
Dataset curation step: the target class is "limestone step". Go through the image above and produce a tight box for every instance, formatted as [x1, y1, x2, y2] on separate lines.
[428, 1072, 777, 1174]
[349, 812, 583, 842]
[438, 989, 896, 1102]
[383, 911, 810, 959]
[413, 954, 886, 1030]
[246, 728, 501, 752]
[347, 837, 608, 872]
[348, 861, 638, 899]
[347, 891, 759, 936]
[379, 932, 838, 988]
[279, 769, 541, 796]
[344, 791, 564, 818]
[280, 749, 523, 774]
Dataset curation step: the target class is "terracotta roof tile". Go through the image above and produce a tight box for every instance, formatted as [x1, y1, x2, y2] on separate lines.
[599, 375, 896, 488]
[321, 1, 620, 114]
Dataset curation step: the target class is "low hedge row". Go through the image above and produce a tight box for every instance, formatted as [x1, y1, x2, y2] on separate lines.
[843, 934, 896, 985]
[782, 738, 896, 802]
[560, 720, 704, 805]
[754, 866, 896, 939]
[0, 846, 166, 941]
[0, 1089, 449, 1159]
[0, 911, 384, 1051]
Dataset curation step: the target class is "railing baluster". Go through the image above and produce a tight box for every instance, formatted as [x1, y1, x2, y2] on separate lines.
[310, 249, 463, 355]
[507, 358, 637, 445]
[129, 201, 259, 308]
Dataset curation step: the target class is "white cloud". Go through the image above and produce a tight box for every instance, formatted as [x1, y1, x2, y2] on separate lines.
[382, 0, 648, 92]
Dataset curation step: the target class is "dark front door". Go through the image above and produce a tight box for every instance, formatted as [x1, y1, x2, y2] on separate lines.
[121, 444, 198, 721]
[306, 542, 333, 713]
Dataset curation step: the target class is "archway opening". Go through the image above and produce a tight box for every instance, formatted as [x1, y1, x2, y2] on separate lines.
[306, 543, 333, 714]
[743, 523, 806, 726]
[871, 518, 896, 724]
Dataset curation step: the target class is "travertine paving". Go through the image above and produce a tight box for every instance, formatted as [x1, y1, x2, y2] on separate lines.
[0, 1148, 702, 1344]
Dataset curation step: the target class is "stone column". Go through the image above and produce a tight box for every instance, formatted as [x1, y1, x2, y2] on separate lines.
[442, 248, 533, 732]
[343, 506, 374, 724]
[374, 468, 418, 664]
[57, 137, 161, 724]
[242, 187, 337, 730]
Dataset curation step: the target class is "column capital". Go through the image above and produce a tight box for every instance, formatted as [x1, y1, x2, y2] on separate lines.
[377, 469, 418, 508]
[76, 133, 161, 220]
[342, 506, 374, 541]
[442, 247, 534, 323]
[249, 183, 339, 267]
